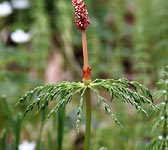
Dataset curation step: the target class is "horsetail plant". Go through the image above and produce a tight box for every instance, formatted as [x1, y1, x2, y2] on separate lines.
[148, 66, 168, 150]
[17, 0, 156, 150]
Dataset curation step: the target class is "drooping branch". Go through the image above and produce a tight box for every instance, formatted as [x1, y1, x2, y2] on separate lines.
[17, 78, 155, 128]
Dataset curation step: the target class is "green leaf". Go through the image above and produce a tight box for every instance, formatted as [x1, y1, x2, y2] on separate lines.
[1, 130, 6, 150]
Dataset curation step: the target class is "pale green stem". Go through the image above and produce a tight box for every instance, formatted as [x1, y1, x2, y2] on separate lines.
[84, 88, 91, 150]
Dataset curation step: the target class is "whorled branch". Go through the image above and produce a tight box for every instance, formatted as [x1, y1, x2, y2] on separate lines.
[16, 78, 156, 130]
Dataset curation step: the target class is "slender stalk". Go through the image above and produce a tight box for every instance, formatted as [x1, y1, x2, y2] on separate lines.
[82, 30, 89, 67]
[82, 30, 91, 85]
[84, 88, 91, 150]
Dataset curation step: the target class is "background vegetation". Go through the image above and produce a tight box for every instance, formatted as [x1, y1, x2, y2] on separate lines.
[0, 0, 168, 149]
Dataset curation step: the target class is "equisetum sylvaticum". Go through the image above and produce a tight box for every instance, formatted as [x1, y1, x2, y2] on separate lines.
[16, 0, 156, 149]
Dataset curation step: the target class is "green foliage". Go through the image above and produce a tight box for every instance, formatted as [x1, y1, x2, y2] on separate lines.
[55, 0, 82, 79]
[106, 0, 126, 78]
[133, 0, 153, 84]
[148, 66, 168, 150]
[48, 131, 54, 150]
[0, 46, 30, 69]
[93, 114, 151, 150]
[30, 0, 51, 75]
[17, 78, 155, 132]
[1, 130, 6, 150]
[1, 96, 23, 150]
[152, 0, 168, 70]
[87, 22, 104, 79]
[134, 0, 168, 84]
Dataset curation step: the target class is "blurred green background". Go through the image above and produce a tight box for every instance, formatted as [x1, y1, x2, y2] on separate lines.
[0, 0, 168, 149]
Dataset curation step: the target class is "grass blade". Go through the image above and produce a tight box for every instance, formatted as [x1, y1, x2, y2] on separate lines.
[1, 130, 6, 150]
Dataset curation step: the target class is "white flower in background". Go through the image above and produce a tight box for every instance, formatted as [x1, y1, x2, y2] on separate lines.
[11, 0, 30, 10]
[0, 1, 12, 18]
[161, 102, 165, 105]
[99, 147, 107, 150]
[158, 135, 163, 140]
[19, 140, 36, 150]
[11, 29, 33, 43]
[160, 116, 164, 120]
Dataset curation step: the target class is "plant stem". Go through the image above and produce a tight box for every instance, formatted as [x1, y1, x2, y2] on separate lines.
[82, 26, 91, 150]
[82, 30, 91, 85]
[82, 30, 88, 67]
[84, 88, 91, 150]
